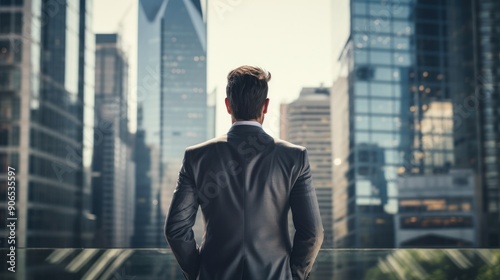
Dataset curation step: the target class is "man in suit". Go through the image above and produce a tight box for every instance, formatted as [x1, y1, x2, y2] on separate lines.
[165, 66, 324, 280]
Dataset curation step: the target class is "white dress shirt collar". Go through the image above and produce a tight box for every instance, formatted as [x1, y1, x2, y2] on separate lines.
[232, 120, 262, 128]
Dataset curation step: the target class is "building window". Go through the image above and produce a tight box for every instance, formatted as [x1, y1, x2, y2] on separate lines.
[401, 216, 473, 229]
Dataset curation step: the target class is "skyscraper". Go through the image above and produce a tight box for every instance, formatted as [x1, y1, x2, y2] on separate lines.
[448, 0, 500, 247]
[333, 0, 464, 246]
[331, 1, 458, 277]
[135, 0, 209, 247]
[0, 0, 95, 248]
[281, 87, 334, 248]
[92, 33, 135, 247]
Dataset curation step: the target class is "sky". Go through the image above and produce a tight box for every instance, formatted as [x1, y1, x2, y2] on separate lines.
[93, 0, 350, 137]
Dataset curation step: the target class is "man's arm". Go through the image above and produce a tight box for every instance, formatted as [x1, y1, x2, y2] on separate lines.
[289, 149, 324, 280]
[165, 150, 200, 280]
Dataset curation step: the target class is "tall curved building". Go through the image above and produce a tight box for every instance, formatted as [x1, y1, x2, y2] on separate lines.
[134, 0, 209, 248]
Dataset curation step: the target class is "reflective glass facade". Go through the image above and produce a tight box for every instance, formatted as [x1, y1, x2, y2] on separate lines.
[92, 34, 135, 247]
[333, 0, 500, 260]
[160, 0, 207, 165]
[0, 0, 95, 248]
[448, 0, 500, 247]
[135, 0, 208, 247]
[332, 0, 462, 277]
[335, 0, 417, 251]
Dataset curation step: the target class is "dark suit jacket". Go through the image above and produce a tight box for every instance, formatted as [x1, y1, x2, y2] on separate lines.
[165, 124, 324, 280]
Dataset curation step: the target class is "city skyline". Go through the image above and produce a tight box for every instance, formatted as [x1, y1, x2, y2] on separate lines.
[1, 1, 500, 278]
[1, 0, 499, 260]
[99, 0, 500, 251]
[93, 0, 347, 137]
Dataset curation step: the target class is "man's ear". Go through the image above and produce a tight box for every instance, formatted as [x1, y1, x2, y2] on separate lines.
[225, 98, 232, 115]
[262, 98, 270, 114]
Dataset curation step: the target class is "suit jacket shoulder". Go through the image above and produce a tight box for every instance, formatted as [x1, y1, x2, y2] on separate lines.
[185, 134, 228, 152]
[273, 138, 306, 152]
[186, 133, 307, 159]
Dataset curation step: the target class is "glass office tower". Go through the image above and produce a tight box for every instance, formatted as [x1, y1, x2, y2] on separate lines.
[92, 34, 135, 248]
[135, 0, 208, 247]
[448, 0, 500, 247]
[332, 0, 459, 277]
[0, 0, 95, 248]
[333, 0, 459, 247]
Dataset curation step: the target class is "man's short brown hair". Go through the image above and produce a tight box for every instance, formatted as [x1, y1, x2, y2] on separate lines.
[226, 65, 271, 120]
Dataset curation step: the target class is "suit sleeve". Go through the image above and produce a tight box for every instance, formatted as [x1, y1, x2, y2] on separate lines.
[289, 149, 324, 280]
[165, 150, 200, 280]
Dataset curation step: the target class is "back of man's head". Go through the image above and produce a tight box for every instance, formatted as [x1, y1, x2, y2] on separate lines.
[226, 65, 271, 120]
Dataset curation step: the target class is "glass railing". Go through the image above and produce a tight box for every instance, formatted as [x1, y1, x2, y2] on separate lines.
[1, 249, 499, 279]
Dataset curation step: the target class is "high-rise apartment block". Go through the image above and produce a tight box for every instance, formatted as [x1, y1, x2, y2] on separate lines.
[281, 87, 334, 248]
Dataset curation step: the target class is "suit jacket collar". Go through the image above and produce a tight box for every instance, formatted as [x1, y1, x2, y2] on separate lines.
[228, 124, 265, 135]
[232, 120, 262, 128]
